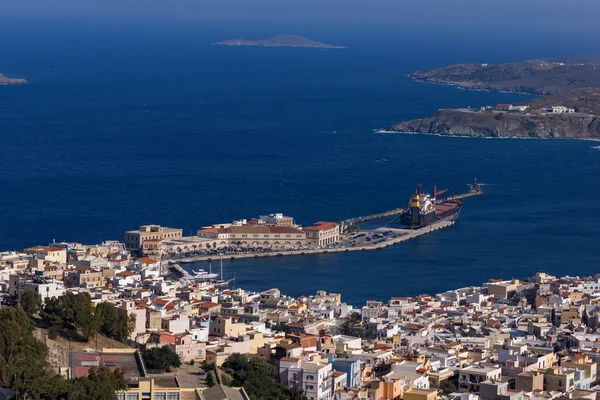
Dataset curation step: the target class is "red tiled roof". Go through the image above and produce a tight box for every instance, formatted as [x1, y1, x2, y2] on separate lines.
[303, 222, 339, 231]
[160, 333, 176, 344]
[37, 246, 64, 252]
[138, 257, 158, 264]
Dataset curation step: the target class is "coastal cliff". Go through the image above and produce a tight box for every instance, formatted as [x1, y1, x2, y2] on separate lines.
[0, 73, 27, 85]
[390, 109, 600, 139]
[389, 88, 600, 139]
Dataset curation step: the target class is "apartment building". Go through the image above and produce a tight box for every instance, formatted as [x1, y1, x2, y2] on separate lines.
[458, 364, 502, 392]
[280, 359, 333, 400]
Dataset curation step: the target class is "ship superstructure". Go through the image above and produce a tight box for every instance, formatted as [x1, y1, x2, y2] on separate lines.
[401, 185, 463, 228]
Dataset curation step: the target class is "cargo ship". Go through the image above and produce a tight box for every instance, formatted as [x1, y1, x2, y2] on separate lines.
[400, 185, 463, 228]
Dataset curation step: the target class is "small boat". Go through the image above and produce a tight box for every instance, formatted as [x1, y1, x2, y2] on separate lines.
[210, 279, 233, 288]
[192, 269, 219, 279]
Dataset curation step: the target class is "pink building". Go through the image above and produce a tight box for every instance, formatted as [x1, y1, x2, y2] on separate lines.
[167, 333, 206, 363]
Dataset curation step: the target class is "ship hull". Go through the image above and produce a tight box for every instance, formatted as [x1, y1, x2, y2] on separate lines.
[400, 200, 462, 228]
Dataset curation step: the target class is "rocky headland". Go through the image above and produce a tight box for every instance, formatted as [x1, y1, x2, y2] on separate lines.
[388, 88, 600, 139]
[0, 73, 27, 85]
[216, 34, 344, 49]
[409, 55, 600, 95]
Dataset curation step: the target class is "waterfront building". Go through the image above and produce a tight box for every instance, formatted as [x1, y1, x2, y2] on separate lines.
[303, 222, 340, 246]
[124, 225, 183, 251]
[197, 225, 307, 249]
[258, 213, 295, 227]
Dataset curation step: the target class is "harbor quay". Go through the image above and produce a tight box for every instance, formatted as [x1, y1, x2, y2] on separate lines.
[123, 184, 483, 263]
[3, 237, 600, 400]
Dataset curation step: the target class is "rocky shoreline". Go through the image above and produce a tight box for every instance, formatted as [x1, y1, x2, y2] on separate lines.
[389, 108, 600, 139]
[389, 88, 600, 140]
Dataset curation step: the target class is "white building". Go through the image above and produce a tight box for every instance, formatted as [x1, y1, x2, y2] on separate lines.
[8, 275, 66, 302]
[551, 106, 575, 114]
[280, 359, 333, 400]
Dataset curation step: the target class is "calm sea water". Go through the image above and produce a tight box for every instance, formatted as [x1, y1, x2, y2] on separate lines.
[1, 19, 599, 305]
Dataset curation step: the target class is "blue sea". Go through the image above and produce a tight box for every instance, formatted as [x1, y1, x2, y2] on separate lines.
[1, 18, 600, 305]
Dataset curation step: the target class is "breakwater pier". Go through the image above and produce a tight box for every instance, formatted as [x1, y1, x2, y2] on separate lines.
[167, 220, 456, 263]
[341, 186, 483, 228]
[160, 183, 483, 265]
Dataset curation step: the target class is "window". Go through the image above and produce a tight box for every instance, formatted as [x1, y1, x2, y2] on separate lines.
[117, 394, 126, 400]
[154, 394, 166, 400]
[307, 375, 314, 380]
[126, 394, 139, 400]
[306, 385, 314, 390]
[166, 394, 179, 400]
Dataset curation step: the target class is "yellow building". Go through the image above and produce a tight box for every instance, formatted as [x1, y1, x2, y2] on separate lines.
[24, 246, 68, 264]
[117, 378, 248, 400]
[117, 377, 196, 400]
[404, 387, 439, 400]
[561, 354, 597, 382]
[209, 316, 249, 338]
[125, 225, 183, 251]
[543, 368, 574, 393]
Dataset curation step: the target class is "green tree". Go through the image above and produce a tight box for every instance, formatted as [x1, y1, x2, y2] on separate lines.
[142, 346, 182, 372]
[440, 379, 457, 395]
[0, 305, 128, 399]
[40, 296, 65, 339]
[222, 353, 308, 400]
[270, 322, 291, 334]
[206, 370, 216, 387]
[74, 292, 96, 341]
[95, 301, 119, 337]
[67, 366, 127, 400]
[20, 290, 42, 316]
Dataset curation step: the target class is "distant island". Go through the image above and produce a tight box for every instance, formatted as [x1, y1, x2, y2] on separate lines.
[387, 88, 600, 139]
[409, 55, 600, 95]
[0, 73, 27, 85]
[215, 34, 344, 49]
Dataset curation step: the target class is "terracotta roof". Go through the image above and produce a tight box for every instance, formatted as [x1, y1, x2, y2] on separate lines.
[118, 271, 138, 277]
[138, 257, 158, 264]
[36, 246, 64, 252]
[160, 333, 176, 344]
[303, 222, 339, 231]
[199, 226, 305, 235]
[280, 357, 300, 362]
